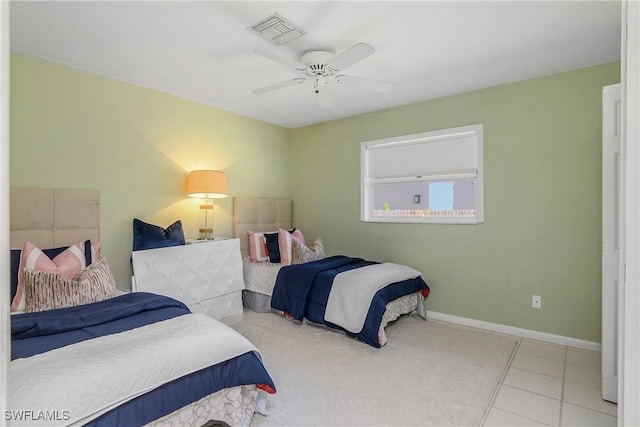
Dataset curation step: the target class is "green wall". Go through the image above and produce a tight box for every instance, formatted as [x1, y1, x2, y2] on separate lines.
[10, 51, 620, 342]
[10, 52, 290, 288]
[289, 62, 620, 343]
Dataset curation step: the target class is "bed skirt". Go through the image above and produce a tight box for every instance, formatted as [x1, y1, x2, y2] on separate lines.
[244, 289, 426, 346]
[145, 385, 266, 427]
[242, 290, 273, 313]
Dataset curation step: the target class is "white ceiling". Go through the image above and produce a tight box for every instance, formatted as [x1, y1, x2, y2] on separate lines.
[10, 1, 621, 129]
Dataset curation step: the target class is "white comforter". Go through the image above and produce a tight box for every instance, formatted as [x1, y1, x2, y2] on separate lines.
[324, 263, 422, 333]
[8, 313, 261, 427]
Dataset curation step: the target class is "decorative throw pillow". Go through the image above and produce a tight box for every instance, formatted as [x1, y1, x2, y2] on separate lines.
[278, 228, 306, 266]
[264, 227, 296, 263]
[11, 241, 101, 302]
[11, 240, 97, 312]
[292, 237, 325, 264]
[247, 230, 272, 263]
[23, 257, 120, 313]
[90, 241, 102, 262]
[10, 249, 20, 302]
[132, 218, 185, 251]
[264, 232, 281, 263]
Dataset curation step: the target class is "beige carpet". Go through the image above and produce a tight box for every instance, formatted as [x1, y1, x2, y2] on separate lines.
[231, 311, 518, 427]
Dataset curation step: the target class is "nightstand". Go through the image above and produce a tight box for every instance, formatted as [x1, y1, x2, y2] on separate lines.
[131, 238, 245, 320]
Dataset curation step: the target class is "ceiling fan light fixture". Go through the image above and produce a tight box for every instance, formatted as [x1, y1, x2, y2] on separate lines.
[252, 42, 394, 103]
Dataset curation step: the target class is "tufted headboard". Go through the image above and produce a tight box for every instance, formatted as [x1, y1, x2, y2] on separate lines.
[232, 197, 292, 258]
[10, 187, 100, 250]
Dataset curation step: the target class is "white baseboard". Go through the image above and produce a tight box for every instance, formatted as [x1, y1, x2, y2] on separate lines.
[427, 310, 601, 352]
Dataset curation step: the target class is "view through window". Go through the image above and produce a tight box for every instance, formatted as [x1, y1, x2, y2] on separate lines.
[361, 124, 483, 224]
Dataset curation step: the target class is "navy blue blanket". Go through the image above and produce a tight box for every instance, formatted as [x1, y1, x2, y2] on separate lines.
[271, 256, 429, 347]
[12, 292, 190, 359]
[11, 292, 276, 426]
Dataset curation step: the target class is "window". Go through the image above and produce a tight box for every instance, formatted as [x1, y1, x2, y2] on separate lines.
[361, 124, 483, 224]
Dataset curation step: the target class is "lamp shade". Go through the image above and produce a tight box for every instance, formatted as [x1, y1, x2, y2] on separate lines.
[186, 170, 228, 199]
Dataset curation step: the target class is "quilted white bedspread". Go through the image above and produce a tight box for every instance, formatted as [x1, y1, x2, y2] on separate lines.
[325, 263, 422, 333]
[8, 314, 261, 427]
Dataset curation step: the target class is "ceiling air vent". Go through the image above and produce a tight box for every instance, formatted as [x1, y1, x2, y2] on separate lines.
[248, 13, 306, 46]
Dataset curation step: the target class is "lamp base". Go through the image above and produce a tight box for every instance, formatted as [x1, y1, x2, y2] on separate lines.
[199, 228, 214, 240]
[198, 228, 213, 240]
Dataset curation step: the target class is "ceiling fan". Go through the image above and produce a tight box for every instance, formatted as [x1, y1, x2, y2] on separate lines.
[252, 42, 394, 108]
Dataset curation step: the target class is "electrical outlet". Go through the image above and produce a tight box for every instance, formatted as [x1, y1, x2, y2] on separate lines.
[532, 295, 542, 309]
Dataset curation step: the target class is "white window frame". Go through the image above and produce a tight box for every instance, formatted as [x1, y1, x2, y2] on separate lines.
[361, 124, 484, 224]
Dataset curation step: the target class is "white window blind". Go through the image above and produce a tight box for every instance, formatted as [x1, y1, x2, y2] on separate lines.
[368, 133, 478, 179]
[361, 124, 484, 224]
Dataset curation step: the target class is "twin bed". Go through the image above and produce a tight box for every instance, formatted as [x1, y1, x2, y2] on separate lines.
[8, 190, 429, 426]
[233, 197, 430, 348]
[8, 188, 275, 427]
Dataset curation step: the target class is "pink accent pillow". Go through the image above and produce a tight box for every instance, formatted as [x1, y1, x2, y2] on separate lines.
[23, 257, 120, 313]
[11, 241, 93, 312]
[279, 228, 306, 266]
[248, 231, 271, 263]
[91, 241, 102, 263]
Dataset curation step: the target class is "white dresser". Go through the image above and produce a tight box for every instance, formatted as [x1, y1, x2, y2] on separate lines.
[131, 238, 244, 320]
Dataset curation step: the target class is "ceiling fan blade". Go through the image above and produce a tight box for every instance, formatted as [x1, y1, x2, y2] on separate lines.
[252, 78, 306, 94]
[335, 75, 395, 93]
[316, 89, 332, 108]
[254, 49, 307, 72]
[326, 42, 375, 71]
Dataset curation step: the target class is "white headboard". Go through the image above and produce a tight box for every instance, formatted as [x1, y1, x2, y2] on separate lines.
[232, 197, 292, 258]
[10, 187, 100, 249]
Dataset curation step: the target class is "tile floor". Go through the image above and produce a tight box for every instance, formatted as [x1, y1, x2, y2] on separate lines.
[482, 338, 617, 427]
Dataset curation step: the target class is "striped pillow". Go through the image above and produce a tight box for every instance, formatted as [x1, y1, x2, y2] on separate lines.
[248, 230, 272, 263]
[279, 228, 306, 266]
[23, 257, 120, 313]
[11, 240, 98, 312]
